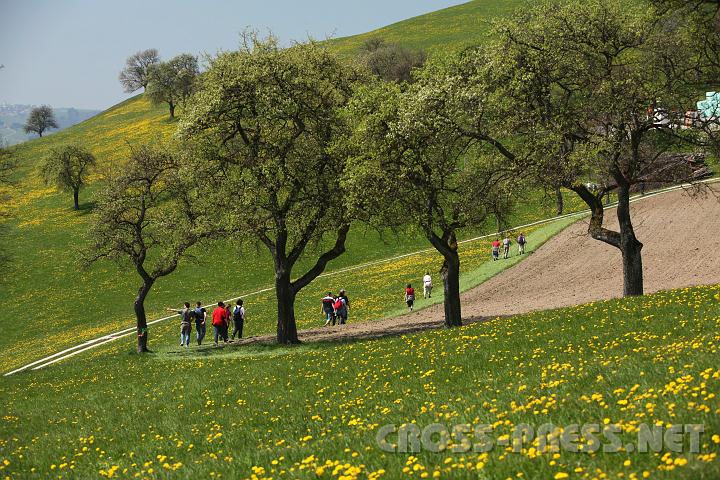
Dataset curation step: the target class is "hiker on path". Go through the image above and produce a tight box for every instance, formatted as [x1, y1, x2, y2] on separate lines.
[231, 299, 246, 340]
[338, 289, 350, 322]
[194, 301, 207, 345]
[334, 294, 348, 325]
[212, 301, 229, 346]
[517, 232, 527, 255]
[491, 238, 501, 261]
[167, 302, 193, 347]
[322, 292, 336, 326]
[503, 235, 512, 259]
[423, 272, 432, 299]
[405, 283, 415, 312]
[224, 304, 232, 342]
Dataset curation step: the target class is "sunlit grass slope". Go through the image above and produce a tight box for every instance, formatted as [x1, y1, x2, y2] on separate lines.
[1, 285, 718, 478]
[1, 0, 580, 373]
[328, 0, 527, 55]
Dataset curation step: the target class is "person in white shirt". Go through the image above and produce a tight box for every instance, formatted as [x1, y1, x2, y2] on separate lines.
[423, 272, 433, 299]
[502, 236, 512, 259]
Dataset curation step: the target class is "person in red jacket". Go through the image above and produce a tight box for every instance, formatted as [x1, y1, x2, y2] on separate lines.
[405, 283, 415, 312]
[491, 238, 501, 261]
[212, 301, 229, 346]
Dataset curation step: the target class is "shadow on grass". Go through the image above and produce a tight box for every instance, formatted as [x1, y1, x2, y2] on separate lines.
[77, 200, 97, 213]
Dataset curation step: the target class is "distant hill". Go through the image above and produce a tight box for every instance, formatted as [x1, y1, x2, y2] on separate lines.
[327, 0, 526, 55]
[0, 105, 101, 145]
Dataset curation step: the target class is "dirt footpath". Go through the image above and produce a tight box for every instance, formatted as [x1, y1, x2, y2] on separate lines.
[237, 187, 720, 346]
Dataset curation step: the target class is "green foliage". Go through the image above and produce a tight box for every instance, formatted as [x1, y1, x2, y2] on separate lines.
[482, 0, 699, 187]
[358, 38, 426, 83]
[179, 35, 370, 341]
[146, 54, 199, 118]
[85, 143, 219, 279]
[23, 105, 58, 138]
[40, 144, 95, 209]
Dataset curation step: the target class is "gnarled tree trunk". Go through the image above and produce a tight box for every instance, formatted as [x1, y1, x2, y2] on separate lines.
[555, 186, 564, 215]
[73, 188, 80, 210]
[616, 182, 643, 296]
[134, 279, 153, 353]
[275, 269, 299, 344]
[440, 250, 462, 327]
[428, 229, 462, 327]
[569, 182, 643, 297]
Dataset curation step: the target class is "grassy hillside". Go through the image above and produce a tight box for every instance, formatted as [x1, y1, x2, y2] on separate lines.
[0, 0, 585, 373]
[328, 0, 526, 55]
[1, 285, 718, 478]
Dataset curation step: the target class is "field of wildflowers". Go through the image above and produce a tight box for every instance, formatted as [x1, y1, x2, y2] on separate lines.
[1, 285, 718, 478]
[1, 92, 586, 372]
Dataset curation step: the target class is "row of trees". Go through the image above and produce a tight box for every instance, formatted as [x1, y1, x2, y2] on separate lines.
[119, 49, 199, 118]
[85, 0, 718, 352]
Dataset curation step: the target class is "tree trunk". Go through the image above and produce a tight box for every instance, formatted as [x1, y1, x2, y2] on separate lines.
[134, 280, 153, 353]
[616, 183, 644, 296]
[569, 182, 643, 298]
[73, 188, 80, 210]
[440, 250, 462, 327]
[555, 186, 564, 215]
[168, 102, 175, 119]
[275, 270, 299, 344]
[38, 131, 43, 138]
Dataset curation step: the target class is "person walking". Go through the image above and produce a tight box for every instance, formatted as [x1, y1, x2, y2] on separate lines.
[167, 302, 193, 347]
[334, 294, 348, 325]
[502, 235, 512, 259]
[405, 283, 415, 312]
[517, 232, 527, 255]
[212, 301, 229, 346]
[338, 289, 350, 322]
[422, 272, 433, 299]
[231, 299, 246, 340]
[491, 238, 501, 261]
[322, 292, 336, 326]
[223, 304, 232, 342]
[193, 301, 207, 346]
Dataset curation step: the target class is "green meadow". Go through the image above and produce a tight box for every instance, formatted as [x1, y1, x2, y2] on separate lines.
[1, 285, 718, 479]
[328, 0, 527, 55]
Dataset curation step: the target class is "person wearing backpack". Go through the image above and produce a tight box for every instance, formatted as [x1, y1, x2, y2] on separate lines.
[338, 289, 350, 321]
[167, 302, 193, 347]
[194, 301, 207, 346]
[517, 232, 527, 255]
[502, 235, 512, 259]
[334, 295, 348, 325]
[322, 292, 336, 326]
[231, 299, 246, 340]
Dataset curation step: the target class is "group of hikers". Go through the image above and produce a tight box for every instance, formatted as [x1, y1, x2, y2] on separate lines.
[403, 271, 433, 312]
[169, 299, 245, 347]
[171, 233, 529, 345]
[491, 232, 527, 261]
[321, 289, 350, 326]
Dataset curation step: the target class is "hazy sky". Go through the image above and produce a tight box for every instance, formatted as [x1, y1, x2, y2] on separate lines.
[0, 0, 465, 110]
